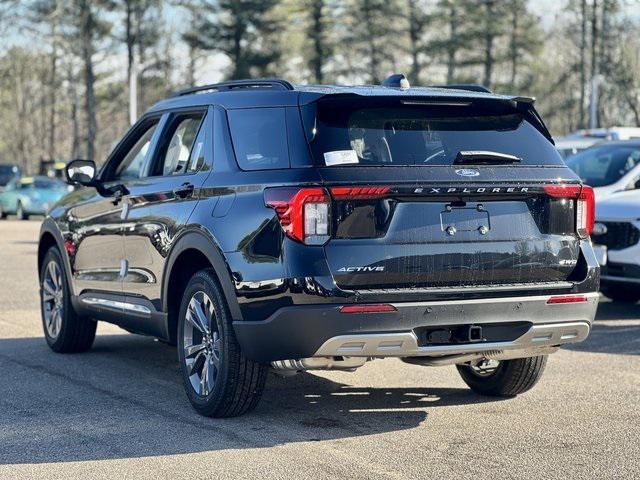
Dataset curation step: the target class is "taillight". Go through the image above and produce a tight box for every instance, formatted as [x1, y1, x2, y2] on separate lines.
[544, 184, 595, 239]
[264, 187, 330, 245]
[330, 186, 391, 200]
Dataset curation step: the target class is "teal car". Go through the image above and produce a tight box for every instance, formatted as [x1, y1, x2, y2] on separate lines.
[0, 176, 70, 220]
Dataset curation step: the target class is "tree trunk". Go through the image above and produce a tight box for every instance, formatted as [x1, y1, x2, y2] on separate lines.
[310, 0, 324, 83]
[363, 0, 379, 84]
[590, 0, 599, 128]
[48, 12, 58, 162]
[407, 0, 420, 84]
[483, 0, 495, 89]
[79, 0, 96, 160]
[509, 1, 518, 90]
[446, 2, 457, 84]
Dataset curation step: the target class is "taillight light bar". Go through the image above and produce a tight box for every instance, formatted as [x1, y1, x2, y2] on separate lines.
[330, 186, 391, 200]
[544, 184, 595, 238]
[264, 187, 330, 245]
[339, 304, 397, 314]
[546, 295, 588, 304]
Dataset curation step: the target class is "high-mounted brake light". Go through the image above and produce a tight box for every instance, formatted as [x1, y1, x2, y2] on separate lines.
[339, 304, 397, 314]
[544, 184, 595, 238]
[546, 295, 588, 304]
[264, 187, 330, 245]
[330, 186, 391, 200]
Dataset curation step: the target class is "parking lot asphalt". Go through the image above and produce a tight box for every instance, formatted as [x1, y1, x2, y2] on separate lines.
[0, 219, 638, 479]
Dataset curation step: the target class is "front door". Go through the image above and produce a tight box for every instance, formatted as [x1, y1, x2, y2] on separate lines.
[70, 116, 162, 318]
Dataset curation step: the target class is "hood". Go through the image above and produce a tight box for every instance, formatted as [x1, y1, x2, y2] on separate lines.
[596, 189, 640, 221]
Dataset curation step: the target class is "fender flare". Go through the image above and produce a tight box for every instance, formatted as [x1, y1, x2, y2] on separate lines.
[161, 230, 242, 321]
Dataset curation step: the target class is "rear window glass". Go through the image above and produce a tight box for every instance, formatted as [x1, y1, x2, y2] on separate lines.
[303, 98, 563, 167]
[227, 108, 290, 170]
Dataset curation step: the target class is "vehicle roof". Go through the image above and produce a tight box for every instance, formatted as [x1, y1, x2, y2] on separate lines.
[146, 83, 533, 114]
[581, 139, 640, 148]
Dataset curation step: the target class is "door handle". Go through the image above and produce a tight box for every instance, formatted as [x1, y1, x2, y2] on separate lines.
[173, 182, 195, 199]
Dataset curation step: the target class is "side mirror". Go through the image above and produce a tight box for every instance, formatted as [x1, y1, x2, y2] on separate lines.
[66, 159, 97, 186]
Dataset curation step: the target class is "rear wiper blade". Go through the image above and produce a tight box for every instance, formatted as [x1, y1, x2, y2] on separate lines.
[454, 150, 522, 165]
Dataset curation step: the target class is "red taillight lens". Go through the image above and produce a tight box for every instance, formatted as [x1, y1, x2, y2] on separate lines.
[330, 186, 391, 200]
[339, 304, 397, 314]
[546, 295, 588, 304]
[544, 184, 595, 238]
[264, 187, 330, 244]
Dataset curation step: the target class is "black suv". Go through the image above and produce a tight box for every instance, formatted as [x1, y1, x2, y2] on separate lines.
[38, 77, 599, 417]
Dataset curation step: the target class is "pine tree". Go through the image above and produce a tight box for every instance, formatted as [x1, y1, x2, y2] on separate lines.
[186, 0, 282, 80]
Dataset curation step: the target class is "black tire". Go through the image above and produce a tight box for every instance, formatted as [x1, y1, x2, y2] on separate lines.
[600, 285, 640, 303]
[177, 269, 268, 417]
[456, 356, 547, 397]
[40, 247, 96, 353]
[16, 202, 28, 220]
[0, 204, 6, 219]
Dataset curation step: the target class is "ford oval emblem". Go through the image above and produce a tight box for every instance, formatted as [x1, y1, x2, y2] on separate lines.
[455, 168, 480, 177]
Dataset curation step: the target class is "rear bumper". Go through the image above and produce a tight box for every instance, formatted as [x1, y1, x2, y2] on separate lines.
[233, 292, 599, 362]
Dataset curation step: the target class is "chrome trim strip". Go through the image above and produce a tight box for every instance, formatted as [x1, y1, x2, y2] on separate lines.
[313, 321, 591, 358]
[392, 291, 599, 308]
[81, 297, 151, 315]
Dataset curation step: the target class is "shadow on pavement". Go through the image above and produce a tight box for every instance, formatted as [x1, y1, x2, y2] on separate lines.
[563, 299, 640, 355]
[0, 334, 495, 465]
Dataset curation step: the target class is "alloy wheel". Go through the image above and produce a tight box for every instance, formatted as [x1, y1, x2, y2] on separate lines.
[42, 261, 64, 339]
[182, 291, 222, 397]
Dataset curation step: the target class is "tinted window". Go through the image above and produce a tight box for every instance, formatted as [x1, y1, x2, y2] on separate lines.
[228, 108, 289, 170]
[303, 98, 562, 167]
[113, 123, 158, 181]
[152, 113, 205, 176]
[566, 145, 640, 187]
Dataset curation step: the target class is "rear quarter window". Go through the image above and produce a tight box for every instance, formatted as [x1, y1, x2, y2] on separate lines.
[227, 107, 290, 170]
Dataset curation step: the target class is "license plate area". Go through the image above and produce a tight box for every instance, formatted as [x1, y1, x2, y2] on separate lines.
[440, 204, 491, 235]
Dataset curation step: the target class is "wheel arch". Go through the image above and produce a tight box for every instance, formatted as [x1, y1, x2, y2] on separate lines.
[38, 219, 75, 295]
[162, 230, 242, 344]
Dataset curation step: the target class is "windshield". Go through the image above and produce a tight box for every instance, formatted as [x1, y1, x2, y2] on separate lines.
[565, 144, 640, 187]
[303, 98, 562, 167]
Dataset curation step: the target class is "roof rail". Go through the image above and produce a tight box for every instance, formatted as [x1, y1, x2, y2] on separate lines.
[172, 79, 295, 97]
[430, 84, 492, 94]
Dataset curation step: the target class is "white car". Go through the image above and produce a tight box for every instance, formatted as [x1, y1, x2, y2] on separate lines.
[555, 137, 601, 159]
[564, 127, 640, 141]
[592, 189, 640, 302]
[565, 141, 640, 200]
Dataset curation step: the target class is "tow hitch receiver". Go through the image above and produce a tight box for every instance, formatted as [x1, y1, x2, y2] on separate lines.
[468, 325, 483, 342]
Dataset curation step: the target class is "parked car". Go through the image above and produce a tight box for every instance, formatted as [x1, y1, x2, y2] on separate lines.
[564, 141, 640, 199]
[38, 76, 599, 418]
[592, 189, 640, 302]
[0, 176, 70, 220]
[555, 137, 601, 159]
[0, 164, 21, 191]
[564, 127, 640, 141]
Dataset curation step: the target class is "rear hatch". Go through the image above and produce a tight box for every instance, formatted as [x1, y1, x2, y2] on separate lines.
[302, 95, 587, 291]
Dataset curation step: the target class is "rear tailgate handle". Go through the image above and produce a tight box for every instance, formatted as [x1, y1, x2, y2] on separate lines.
[173, 182, 195, 198]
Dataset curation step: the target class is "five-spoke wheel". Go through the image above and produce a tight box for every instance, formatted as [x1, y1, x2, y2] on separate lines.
[42, 260, 64, 339]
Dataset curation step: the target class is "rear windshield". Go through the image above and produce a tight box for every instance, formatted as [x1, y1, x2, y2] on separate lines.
[302, 98, 562, 167]
[565, 144, 640, 187]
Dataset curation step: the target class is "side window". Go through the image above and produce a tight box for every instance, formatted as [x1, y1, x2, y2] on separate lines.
[152, 113, 205, 176]
[227, 107, 290, 170]
[113, 123, 159, 181]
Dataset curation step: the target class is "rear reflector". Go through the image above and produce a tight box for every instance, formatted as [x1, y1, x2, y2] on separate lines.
[546, 295, 588, 304]
[339, 304, 397, 314]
